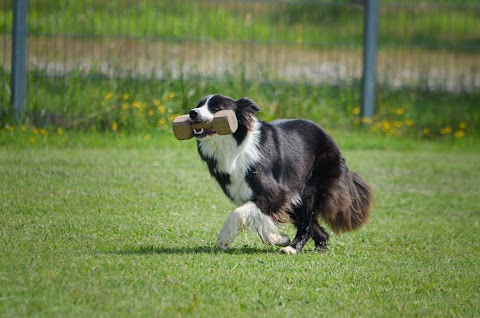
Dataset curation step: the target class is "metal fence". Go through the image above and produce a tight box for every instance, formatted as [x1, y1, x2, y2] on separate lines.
[1, 0, 479, 124]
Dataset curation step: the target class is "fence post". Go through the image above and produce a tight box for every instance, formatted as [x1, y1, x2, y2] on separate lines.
[361, 0, 379, 121]
[11, 0, 28, 121]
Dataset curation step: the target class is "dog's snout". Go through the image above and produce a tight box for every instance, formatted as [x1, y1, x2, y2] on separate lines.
[189, 109, 199, 120]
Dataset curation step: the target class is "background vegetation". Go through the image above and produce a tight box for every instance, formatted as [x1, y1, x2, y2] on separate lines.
[1, 0, 479, 139]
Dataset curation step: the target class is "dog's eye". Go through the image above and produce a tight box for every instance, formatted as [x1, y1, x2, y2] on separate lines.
[209, 105, 221, 112]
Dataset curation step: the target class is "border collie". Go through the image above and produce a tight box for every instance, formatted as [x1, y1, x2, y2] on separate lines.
[188, 94, 372, 254]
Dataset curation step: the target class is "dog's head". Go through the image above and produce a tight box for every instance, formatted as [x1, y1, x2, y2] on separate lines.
[189, 94, 260, 139]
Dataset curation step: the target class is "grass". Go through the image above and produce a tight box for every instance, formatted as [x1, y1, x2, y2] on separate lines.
[1, 133, 479, 317]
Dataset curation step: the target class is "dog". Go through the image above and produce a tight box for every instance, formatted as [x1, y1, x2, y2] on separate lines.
[188, 94, 372, 254]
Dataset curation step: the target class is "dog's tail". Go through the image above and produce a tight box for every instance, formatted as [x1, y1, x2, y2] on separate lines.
[320, 170, 372, 234]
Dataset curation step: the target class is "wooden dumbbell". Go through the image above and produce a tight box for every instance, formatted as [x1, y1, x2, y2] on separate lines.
[172, 110, 238, 140]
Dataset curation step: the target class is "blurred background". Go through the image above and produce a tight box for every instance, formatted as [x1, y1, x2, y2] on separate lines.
[0, 0, 479, 138]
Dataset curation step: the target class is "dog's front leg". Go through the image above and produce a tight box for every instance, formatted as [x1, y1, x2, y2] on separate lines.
[217, 201, 290, 250]
[217, 202, 252, 250]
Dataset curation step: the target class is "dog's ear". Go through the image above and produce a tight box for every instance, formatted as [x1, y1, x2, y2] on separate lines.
[236, 97, 260, 113]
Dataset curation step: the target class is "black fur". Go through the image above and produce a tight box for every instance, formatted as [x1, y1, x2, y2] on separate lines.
[193, 94, 372, 253]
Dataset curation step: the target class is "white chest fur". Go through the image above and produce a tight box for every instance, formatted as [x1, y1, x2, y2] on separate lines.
[199, 121, 262, 205]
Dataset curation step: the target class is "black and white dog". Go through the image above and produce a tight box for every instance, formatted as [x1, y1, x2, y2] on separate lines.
[189, 94, 372, 254]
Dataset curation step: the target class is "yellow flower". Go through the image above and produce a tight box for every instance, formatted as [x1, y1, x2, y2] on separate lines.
[39, 128, 48, 135]
[158, 105, 166, 114]
[153, 99, 162, 107]
[112, 121, 118, 131]
[33, 127, 39, 134]
[148, 109, 155, 117]
[29, 137, 36, 144]
[57, 128, 65, 136]
[454, 130, 465, 138]
[121, 103, 129, 110]
[21, 125, 27, 132]
[296, 36, 303, 45]
[144, 134, 152, 141]
[158, 118, 166, 126]
[122, 93, 130, 100]
[352, 107, 361, 115]
[361, 117, 373, 124]
[459, 122, 467, 129]
[423, 128, 430, 135]
[394, 121, 403, 128]
[440, 126, 452, 135]
[104, 92, 113, 101]
[132, 101, 143, 109]
[168, 92, 176, 98]
[395, 107, 406, 115]
[405, 119, 414, 126]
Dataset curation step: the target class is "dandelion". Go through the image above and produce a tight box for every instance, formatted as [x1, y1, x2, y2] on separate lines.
[423, 128, 430, 135]
[440, 126, 452, 135]
[158, 105, 166, 114]
[395, 107, 406, 115]
[122, 93, 130, 100]
[405, 119, 414, 126]
[296, 36, 304, 45]
[33, 127, 39, 134]
[29, 137, 36, 144]
[104, 92, 113, 101]
[57, 128, 65, 136]
[394, 121, 403, 128]
[132, 101, 143, 109]
[148, 109, 155, 117]
[144, 134, 152, 141]
[39, 128, 48, 135]
[153, 99, 162, 107]
[121, 103, 129, 111]
[158, 118, 166, 126]
[454, 130, 465, 138]
[352, 106, 361, 115]
[361, 117, 373, 125]
[21, 125, 27, 132]
[168, 92, 176, 99]
[112, 121, 119, 131]
[459, 122, 467, 129]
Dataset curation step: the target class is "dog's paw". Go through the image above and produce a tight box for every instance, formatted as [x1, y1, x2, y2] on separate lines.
[280, 246, 297, 255]
[217, 224, 238, 250]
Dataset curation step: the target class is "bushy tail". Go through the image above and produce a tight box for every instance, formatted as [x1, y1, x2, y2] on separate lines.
[320, 170, 372, 234]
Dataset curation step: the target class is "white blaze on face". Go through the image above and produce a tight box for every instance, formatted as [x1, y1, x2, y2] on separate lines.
[191, 95, 215, 122]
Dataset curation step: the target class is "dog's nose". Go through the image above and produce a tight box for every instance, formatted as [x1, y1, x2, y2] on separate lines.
[189, 109, 199, 120]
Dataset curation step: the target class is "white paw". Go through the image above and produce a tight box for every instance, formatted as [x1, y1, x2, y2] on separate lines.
[217, 220, 239, 250]
[280, 246, 297, 255]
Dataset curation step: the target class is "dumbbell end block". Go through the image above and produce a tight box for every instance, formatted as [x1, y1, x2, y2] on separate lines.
[172, 115, 194, 140]
[213, 110, 238, 135]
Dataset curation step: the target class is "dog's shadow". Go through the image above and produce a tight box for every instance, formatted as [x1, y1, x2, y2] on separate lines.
[108, 245, 278, 255]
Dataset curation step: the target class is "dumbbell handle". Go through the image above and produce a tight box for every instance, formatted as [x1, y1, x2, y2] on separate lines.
[190, 121, 214, 130]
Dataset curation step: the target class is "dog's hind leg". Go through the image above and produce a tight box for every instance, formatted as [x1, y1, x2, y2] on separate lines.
[217, 201, 289, 250]
[311, 221, 329, 251]
[280, 188, 318, 255]
[280, 217, 313, 255]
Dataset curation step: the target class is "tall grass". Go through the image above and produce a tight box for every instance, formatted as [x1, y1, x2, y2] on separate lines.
[0, 74, 478, 139]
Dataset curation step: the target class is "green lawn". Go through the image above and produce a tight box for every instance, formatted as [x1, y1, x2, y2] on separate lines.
[0, 133, 479, 317]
